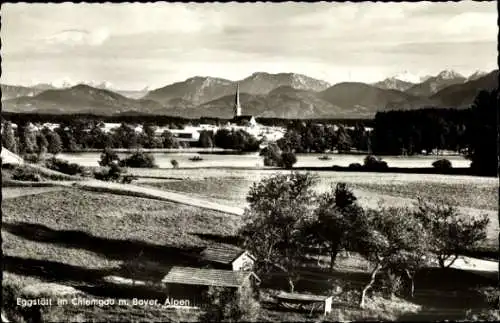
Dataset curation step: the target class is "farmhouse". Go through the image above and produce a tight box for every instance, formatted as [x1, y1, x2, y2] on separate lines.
[198, 246, 256, 271]
[160, 266, 260, 308]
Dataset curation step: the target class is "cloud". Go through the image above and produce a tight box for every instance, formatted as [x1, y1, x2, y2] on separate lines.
[44, 28, 110, 47]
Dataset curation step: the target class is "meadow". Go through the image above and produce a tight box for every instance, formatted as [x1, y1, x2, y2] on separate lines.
[57, 152, 472, 168]
[2, 161, 497, 321]
[2, 185, 497, 322]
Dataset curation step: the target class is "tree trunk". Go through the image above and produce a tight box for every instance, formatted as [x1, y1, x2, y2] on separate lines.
[438, 256, 446, 268]
[405, 270, 415, 298]
[445, 255, 459, 268]
[329, 249, 338, 272]
[288, 278, 295, 293]
[359, 263, 381, 308]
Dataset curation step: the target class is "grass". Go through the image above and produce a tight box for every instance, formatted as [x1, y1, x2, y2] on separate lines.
[2, 173, 497, 321]
[351, 182, 498, 211]
[140, 177, 255, 207]
[1, 188, 240, 321]
[2, 187, 65, 200]
[139, 175, 498, 252]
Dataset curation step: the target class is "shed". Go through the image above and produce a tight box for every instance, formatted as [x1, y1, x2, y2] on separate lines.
[199, 246, 256, 271]
[275, 292, 333, 315]
[160, 266, 260, 308]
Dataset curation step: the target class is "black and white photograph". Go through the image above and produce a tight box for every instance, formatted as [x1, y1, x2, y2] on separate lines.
[1, 1, 498, 322]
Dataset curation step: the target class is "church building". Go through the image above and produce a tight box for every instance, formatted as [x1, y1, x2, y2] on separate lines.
[231, 83, 257, 127]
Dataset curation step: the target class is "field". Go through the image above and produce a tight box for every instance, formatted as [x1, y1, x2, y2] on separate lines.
[2, 188, 240, 322]
[2, 165, 498, 321]
[3, 186, 497, 322]
[137, 169, 498, 253]
[57, 152, 472, 168]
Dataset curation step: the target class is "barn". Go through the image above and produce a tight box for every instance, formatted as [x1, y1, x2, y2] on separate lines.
[198, 246, 256, 271]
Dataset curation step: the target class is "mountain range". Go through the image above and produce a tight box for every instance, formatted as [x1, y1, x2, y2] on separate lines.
[2, 69, 497, 119]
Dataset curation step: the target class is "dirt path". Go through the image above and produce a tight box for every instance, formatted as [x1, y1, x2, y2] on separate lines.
[1, 186, 66, 200]
[73, 180, 245, 216]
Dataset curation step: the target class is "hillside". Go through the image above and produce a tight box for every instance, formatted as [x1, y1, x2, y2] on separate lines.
[430, 70, 499, 108]
[1, 84, 44, 100]
[405, 70, 467, 97]
[373, 78, 416, 92]
[144, 77, 234, 106]
[2, 84, 166, 115]
[237, 72, 331, 95]
[318, 82, 421, 117]
[143, 72, 331, 107]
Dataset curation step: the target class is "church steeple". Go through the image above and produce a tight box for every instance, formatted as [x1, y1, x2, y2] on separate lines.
[234, 83, 242, 117]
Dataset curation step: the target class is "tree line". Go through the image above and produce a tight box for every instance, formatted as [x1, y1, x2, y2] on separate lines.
[1, 120, 263, 154]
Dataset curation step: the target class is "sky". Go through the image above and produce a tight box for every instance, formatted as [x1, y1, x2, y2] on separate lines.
[1, 1, 497, 90]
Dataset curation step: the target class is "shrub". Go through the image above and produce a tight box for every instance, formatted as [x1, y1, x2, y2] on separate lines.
[171, 159, 179, 169]
[99, 148, 120, 167]
[280, 152, 297, 169]
[349, 163, 363, 170]
[261, 143, 282, 167]
[93, 163, 125, 182]
[22, 153, 41, 164]
[363, 155, 388, 171]
[121, 175, 138, 184]
[45, 157, 84, 175]
[199, 286, 260, 322]
[120, 151, 157, 168]
[432, 159, 452, 170]
[12, 166, 42, 182]
[189, 156, 203, 162]
[2, 282, 29, 323]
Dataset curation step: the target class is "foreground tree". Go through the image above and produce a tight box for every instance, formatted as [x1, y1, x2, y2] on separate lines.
[413, 198, 490, 268]
[352, 206, 431, 307]
[310, 183, 364, 271]
[238, 172, 318, 292]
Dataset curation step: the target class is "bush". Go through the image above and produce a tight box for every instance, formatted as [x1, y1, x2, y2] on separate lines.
[363, 155, 388, 171]
[171, 159, 179, 169]
[22, 153, 41, 164]
[189, 156, 203, 162]
[99, 148, 120, 167]
[12, 166, 42, 182]
[93, 163, 125, 182]
[432, 159, 452, 170]
[120, 151, 157, 168]
[45, 157, 84, 175]
[200, 286, 260, 322]
[121, 175, 138, 184]
[349, 163, 363, 170]
[280, 152, 297, 169]
[261, 143, 282, 167]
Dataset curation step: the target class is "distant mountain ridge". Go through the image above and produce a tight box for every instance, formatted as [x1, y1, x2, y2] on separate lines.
[3, 84, 164, 115]
[2, 69, 497, 118]
[143, 72, 331, 106]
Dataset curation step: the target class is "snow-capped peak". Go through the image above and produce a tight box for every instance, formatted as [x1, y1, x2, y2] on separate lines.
[467, 70, 487, 81]
[391, 71, 421, 83]
[436, 70, 464, 80]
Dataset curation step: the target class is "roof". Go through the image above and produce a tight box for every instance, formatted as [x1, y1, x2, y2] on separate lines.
[200, 246, 255, 265]
[233, 115, 255, 122]
[161, 267, 259, 288]
[276, 292, 332, 302]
